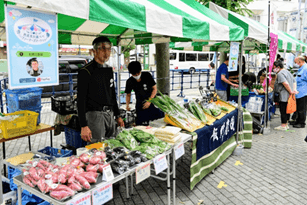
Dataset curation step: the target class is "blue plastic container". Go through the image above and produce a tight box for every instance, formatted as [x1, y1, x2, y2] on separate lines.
[16, 194, 46, 205]
[7, 105, 42, 125]
[64, 126, 87, 148]
[38, 146, 73, 158]
[7, 166, 31, 196]
[5, 88, 42, 111]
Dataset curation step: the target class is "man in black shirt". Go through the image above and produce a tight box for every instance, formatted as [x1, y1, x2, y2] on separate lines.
[125, 61, 164, 125]
[77, 36, 124, 143]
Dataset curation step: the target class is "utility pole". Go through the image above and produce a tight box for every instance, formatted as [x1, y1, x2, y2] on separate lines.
[298, 0, 302, 40]
[303, 0, 307, 43]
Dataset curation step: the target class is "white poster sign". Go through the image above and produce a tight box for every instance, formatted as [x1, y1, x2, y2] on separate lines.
[5, 6, 58, 89]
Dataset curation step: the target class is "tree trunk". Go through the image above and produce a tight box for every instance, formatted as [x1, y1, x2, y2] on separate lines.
[155, 43, 170, 95]
[219, 52, 227, 66]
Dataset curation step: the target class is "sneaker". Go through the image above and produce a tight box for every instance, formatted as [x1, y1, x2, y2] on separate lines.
[293, 124, 305, 128]
[274, 125, 288, 131]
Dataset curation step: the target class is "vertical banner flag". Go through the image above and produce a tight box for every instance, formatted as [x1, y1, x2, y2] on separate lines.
[228, 42, 239, 72]
[5, 5, 58, 89]
[263, 33, 278, 87]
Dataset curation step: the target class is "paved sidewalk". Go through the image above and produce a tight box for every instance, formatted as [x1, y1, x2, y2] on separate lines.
[1, 89, 307, 205]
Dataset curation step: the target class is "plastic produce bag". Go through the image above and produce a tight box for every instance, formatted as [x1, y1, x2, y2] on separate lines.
[129, 128, 159, 143]
[206, 103, 222, 117]
[104, 139, 125, 149]
[116, 129, 138, 150]
[187, 101, 207, 123]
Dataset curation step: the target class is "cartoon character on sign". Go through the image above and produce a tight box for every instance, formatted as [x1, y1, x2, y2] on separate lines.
[232, 61, 235, 70]
[26, 58, 43, 77]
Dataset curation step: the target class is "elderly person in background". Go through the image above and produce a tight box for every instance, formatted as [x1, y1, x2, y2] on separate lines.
[209, 61, 215, 86]
[273, 60, 297, 131]
[290, 56, 307, 128]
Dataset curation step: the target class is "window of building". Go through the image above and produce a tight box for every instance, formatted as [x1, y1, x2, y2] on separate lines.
[251, 15, 260, 22]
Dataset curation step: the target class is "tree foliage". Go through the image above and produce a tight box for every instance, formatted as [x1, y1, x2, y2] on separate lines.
[197, 0, 254, 17]
[121, 45, 135, 58]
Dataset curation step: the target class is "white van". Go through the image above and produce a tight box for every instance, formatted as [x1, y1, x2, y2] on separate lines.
[169, 50, 215, 74]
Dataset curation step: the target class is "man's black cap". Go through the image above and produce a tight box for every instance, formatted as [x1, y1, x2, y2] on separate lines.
[92, 36, 111, 45]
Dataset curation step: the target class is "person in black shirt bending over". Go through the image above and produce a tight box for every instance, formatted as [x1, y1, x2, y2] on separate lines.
[77, 36, 124, 143]
[125, 61, 164, 125]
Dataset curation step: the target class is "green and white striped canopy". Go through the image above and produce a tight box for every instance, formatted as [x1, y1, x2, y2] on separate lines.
[0, 0, 244, 45]
[207, 2, 307, 53]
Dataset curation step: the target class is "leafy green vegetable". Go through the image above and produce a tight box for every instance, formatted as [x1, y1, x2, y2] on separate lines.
[116, 130, 139, 150]
[130, 128, 159, 143]
[104, 139, 124, 149]
[220, 106, 229, 112]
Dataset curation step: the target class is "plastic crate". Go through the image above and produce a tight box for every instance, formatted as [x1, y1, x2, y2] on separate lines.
[7, 166, 33, 197]
[38, 146, 72, 158]
[7, 166, 21, 192]
[38, 201, 51, 205]
[4, 88, 42, 111]
[0, 110, 38, 139]
[65, 115, 81, 131]
[7, 105, 42, 125]
[16, 193, 45, 205]
[230, 88, 249, 96]
[64, 126, 87, 149]
[51, 95, 77, 115]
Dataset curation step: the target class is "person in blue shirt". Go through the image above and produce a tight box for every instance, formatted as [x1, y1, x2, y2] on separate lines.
[215, 56, 239, 101]
[291, 56, 307, 128]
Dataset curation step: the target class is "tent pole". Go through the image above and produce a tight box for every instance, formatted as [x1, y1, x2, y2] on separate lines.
[236, 41, 243, 144]
[117, 44, 121, 106]
[264, 0, 271, 134]
[0, 155, 3, 204]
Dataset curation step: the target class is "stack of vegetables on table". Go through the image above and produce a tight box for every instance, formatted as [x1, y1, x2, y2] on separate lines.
[20, 142, 151, 202]
[106, 128, 172, 160]
[185, 101, 207, 123]
[148, 92, 205, 132]
[154, 126, 182, 144]
[21, 150, 106, 201]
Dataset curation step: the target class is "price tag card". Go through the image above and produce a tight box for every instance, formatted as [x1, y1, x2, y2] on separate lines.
[102, 164, 114, 182]
[174, 143, 185, 160]
[153, 154, 168, 175]
[55, 157, 68, 166]
[92, 183, 113, 205]
[66, 192, 91, 205]
[135, 161, 151, 184]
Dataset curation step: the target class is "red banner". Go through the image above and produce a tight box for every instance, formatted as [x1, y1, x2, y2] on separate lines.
[263, 32, 278, 87]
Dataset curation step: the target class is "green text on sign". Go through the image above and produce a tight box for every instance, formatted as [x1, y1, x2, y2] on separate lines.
[16, 51, 52, 57]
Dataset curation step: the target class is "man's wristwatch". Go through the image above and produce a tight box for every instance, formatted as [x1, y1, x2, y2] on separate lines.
[148, 97, 153, 101]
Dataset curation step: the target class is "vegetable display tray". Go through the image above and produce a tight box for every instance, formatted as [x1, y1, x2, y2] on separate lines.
[215, 99, 236, 112]
[204, 113, 217, 125]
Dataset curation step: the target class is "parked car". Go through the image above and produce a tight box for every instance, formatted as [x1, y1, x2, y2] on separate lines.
[41, 57, 88, 97]
[59, 55, 93, 64]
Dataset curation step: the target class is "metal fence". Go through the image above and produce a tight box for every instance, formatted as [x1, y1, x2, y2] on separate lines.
[0, 69, 211, 113]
